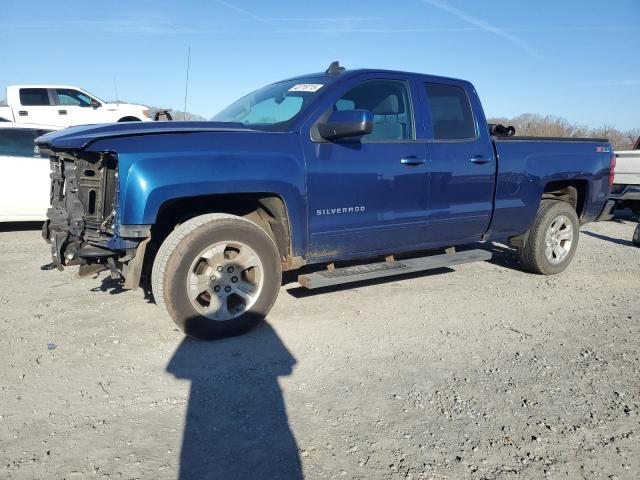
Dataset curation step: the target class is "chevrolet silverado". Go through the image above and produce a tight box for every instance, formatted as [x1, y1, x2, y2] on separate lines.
[37, 63, 616, 339]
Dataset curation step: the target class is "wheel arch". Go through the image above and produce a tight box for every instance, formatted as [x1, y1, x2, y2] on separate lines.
[541, 179, 589, 220]
[509, 179, 589, 247]
[150, 192, 294, 266]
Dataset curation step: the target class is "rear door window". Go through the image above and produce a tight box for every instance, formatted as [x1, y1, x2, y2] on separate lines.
[19, 88, 52, 106]
[0, 129, 39, 157]
[424, 83, 476, 140]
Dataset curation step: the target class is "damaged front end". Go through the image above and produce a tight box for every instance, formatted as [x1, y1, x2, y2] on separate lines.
[42, 148, 149, 288]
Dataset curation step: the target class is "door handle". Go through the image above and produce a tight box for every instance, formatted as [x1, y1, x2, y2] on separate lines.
[400, 156, 426, 166]
[469, 155, 491, 164]
[58, 110, 67, 115]
[18, 110, 28, 116]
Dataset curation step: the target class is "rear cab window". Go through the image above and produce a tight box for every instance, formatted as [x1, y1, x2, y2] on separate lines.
[19, 88, 52, 106]
[424, 82, 476, 140]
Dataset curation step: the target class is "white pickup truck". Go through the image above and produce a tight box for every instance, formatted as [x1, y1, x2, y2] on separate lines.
[611, 150, 640, 214]
[0, 85, 151, 126]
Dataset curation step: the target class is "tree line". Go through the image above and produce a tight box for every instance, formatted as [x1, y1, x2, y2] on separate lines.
[488, 113, 639, 150]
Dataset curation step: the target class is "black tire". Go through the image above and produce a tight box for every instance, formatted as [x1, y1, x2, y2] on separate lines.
[117, 116, 142, 122]
[151, 213, 281, 340]
[516, 200, 580, 275]
[633, 223, 640, 247]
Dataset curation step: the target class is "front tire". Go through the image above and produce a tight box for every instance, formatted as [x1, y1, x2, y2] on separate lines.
[151, 213, 282, 339]
[517, 200, 579, 275]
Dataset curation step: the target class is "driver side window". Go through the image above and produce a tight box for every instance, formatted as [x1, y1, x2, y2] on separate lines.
[333, 79, 413, 142]
[55, 89, 93, 107]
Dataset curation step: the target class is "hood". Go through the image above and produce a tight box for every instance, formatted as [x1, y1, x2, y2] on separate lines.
[104, 102, 146, 109]
[35, 121, 258, 150]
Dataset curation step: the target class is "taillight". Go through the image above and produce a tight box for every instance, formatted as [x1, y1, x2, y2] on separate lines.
[609, 154, 616, 188]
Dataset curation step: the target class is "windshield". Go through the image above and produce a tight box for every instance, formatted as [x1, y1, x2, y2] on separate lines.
[211, 77, 329, 131]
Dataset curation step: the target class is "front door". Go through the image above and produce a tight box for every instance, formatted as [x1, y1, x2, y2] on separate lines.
[304, 77, 429, 259]
[54, 88, 97, 126]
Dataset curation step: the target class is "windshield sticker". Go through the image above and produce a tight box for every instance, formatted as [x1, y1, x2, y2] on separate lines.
[288, 83, 324, 92]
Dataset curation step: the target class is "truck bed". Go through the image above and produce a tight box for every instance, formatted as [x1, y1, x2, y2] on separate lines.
[490, 136, 613, 239]
[492, 135, 609, 142]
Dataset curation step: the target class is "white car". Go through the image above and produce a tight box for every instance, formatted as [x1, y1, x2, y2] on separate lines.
[0, 85, 151, 127]
[611, 150, 640, 214]
[0, 122, 60, 222]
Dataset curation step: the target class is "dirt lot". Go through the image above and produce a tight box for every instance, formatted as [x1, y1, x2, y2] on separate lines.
[0, 214, 638, 480]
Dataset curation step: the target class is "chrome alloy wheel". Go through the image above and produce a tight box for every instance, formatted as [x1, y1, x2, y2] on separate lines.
[186, 241, 264, 321]
[544, 215, 574, 264]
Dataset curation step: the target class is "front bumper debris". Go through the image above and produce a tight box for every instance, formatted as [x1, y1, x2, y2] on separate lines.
[43, 220, 119, 271]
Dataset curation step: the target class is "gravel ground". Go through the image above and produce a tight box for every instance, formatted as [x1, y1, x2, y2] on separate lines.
[0, 214, 638, 480]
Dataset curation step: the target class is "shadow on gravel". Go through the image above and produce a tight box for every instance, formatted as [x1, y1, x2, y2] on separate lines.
[91, 277, 127, 295]
[583, 230, 636, 247]
[167, 323, 302, 480]
[480, 243, 524, 272]
[87, 275, 157, 303]
[0, 221, 42, 232]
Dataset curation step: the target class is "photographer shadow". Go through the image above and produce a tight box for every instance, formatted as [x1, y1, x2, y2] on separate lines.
[166, 323, 301, 480]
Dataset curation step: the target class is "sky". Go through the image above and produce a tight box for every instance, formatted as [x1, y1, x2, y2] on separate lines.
[0, 0, 638, 130]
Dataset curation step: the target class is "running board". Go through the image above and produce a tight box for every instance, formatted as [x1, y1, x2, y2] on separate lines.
[298, 249, 492, 289]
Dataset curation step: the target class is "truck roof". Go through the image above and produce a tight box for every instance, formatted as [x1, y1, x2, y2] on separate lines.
[7, 84, 88, 90]
[280, 68, 471, 86]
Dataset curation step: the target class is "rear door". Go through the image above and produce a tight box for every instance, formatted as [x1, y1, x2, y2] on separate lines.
[15, 88, 60, 126]
[420, 80, 496, 244]
[0, 128, 52, 220]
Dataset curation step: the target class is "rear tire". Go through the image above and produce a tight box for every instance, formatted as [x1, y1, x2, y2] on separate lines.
[151, 213, 282, 339]
[517, 200, 579, 275]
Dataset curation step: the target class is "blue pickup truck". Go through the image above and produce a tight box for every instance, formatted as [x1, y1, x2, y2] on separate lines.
[38, 62, 616, 339]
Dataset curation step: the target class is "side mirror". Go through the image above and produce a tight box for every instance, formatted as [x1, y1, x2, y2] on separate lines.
[318, 109, 373, 141]
[91, 99, 101, 108]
